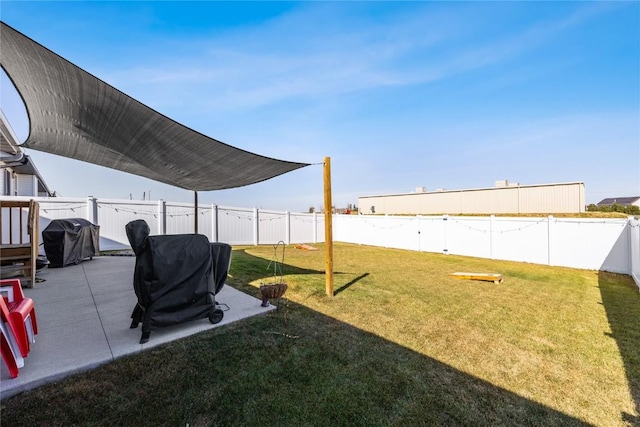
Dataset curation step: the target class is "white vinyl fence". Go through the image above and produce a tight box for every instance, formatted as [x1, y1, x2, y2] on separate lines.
[630, 217, 640, 288]
[333, 214, 640, 290]
[2, 196, 323, 250]
[2, 196, 638, 290]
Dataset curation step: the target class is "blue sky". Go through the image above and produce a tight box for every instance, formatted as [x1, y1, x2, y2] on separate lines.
[1, 1, 639, 212]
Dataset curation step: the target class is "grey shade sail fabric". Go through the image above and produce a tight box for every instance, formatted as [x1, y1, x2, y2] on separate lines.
[0, 22, 309, 191]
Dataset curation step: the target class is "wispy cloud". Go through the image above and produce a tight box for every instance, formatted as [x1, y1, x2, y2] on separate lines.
[101, 2, 621, 115]
[1, 1, 636, 210]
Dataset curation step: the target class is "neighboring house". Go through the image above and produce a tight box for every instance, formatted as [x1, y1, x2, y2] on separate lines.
[597, 196, 640, 208]
[0, 109, 53, 197]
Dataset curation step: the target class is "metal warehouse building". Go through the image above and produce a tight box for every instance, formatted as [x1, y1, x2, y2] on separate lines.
[358, 181, 586, 215]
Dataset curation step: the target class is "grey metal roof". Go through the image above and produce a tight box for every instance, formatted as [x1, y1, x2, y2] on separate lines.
[0, 22, 309, 192]
[596, 197, 640, 206]
[9, 155, 53, 196]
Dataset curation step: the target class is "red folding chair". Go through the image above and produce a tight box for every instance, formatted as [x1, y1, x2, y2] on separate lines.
[0, 320, 24, 378]
[0, 279, 38, 358]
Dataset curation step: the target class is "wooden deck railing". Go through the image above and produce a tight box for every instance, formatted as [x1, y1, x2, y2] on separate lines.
[0, 200, 39, 287]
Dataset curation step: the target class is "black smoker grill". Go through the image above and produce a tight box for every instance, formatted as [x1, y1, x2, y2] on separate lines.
[126, 219, 232, 344]
[42, 218, 100, 267]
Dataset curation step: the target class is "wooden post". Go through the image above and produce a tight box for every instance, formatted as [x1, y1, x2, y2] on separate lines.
[324, 156, 334, 297]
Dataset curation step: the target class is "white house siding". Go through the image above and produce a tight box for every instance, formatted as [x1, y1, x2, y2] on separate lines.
[16, 173, 36, 196]
[1, 169, 15, 196]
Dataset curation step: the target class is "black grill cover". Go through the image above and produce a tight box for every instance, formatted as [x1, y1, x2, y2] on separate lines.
[42, 218, 100, 267]
[210, 242, 232, 295]
[126, 219, 231, 335]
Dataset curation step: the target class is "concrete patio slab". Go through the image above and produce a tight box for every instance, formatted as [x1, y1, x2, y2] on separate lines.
[0, 255, 274, 399]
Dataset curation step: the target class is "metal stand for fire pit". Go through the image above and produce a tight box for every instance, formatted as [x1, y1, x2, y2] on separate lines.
[260, 241, 287, 307]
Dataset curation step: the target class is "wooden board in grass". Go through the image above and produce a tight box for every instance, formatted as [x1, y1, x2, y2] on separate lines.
[451, 272, 503, 284]
[295, 244, 318, 251]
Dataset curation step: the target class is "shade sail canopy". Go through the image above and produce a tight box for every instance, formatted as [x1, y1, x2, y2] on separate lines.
[0, 22, 309, 191]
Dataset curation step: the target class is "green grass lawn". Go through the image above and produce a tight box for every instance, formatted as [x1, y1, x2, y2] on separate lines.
[2, 243, 638, 426]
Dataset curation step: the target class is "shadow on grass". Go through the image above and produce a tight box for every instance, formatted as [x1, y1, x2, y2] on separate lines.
[335, 272, 370, 295]
[229, 248, 358, 294]
[598, 271, 640, 425]
[1, 298, 592, 426]
[230, 248, 327, 278]
[0, 248, 592, 426]
[230, 249, 371, 298]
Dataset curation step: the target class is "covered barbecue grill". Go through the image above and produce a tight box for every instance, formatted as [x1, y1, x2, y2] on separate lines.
[126, 219, 232, 344]
[42, 218, 100, 267]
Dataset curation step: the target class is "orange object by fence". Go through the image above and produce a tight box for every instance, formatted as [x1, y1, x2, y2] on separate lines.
[450, 272, 503, 284]
[294, 244, 318, 251]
